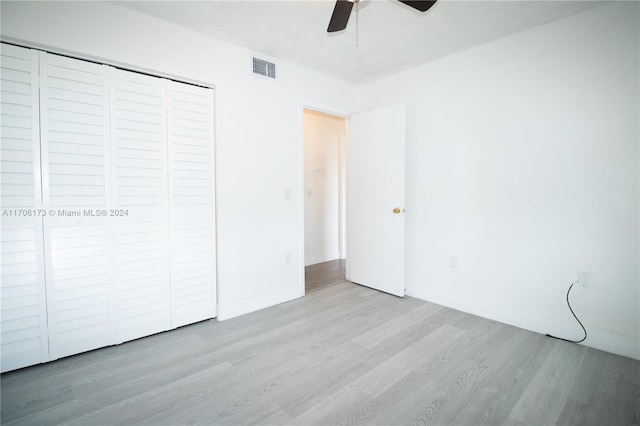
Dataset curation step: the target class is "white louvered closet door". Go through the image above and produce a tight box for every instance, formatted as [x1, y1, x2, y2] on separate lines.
[0, 45, 49, 372]
[110, 68, 171, 343]
[39, 52, 115, 360]
[168, 82, 216, 327]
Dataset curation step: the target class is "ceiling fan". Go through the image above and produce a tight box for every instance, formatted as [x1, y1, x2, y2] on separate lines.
[327, 0, 437, 33]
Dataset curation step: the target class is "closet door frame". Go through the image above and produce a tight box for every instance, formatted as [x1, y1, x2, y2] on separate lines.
[1, 43, 217, 371]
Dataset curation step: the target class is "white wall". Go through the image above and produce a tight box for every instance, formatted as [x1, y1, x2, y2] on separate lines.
[357, 2, 639, 359]
[0, 1, 356, 320]
[303, 110, 346, 266]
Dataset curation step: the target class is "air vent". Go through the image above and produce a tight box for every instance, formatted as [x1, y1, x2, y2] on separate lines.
[253, 57, 276, 79]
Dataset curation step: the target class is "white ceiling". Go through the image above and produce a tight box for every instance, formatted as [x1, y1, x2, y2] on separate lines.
[114, 0, 607, 85]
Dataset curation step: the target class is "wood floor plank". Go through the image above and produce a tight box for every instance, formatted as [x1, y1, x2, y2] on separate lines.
[474, 331, 554, 425]
[4, 360, 233, 426]
[280, 309, 467, 420]
[2, 260, 638, 426]
[351, 301, 443, 349]
[632, 384, 640, 426]
[437, 325, 541, 426]
[557, 398, 589, 426]
[365, 321, 520, 426]
[290, 322, 468, 425]
[569, 347, 608, 404]
[305, 259, 346, 293]
[508, 340, 588, 425]
[584, 354, 639, 426]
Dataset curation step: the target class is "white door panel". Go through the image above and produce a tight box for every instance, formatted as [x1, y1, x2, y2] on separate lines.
[168, 81, 216, 327]
[348, 104, 406, 297]
[39, 52, 115, 360]
[0, 44, 49, 372]
[110, 68, 171, 344]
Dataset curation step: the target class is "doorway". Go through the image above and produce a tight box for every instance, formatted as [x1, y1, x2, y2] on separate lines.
[302, 108, 347, 293]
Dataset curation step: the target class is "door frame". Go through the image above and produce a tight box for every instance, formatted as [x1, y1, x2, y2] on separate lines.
[298, 101, 350, 297]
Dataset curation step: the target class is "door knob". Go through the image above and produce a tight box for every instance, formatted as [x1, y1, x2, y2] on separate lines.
[393, 207, 402, 214]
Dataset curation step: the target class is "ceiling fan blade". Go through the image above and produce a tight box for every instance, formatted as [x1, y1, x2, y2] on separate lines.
[327, 0, 354, 33]
[398, 0, 437, 12]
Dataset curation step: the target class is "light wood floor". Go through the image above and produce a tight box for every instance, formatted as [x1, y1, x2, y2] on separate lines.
[2, 260, 639, 425]
[305, 259, 346, 294]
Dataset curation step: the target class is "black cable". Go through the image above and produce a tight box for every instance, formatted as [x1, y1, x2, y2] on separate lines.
[546, 282, 587, 343]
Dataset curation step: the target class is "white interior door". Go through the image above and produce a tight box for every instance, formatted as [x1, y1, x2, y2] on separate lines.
[347, 104, 405, 297]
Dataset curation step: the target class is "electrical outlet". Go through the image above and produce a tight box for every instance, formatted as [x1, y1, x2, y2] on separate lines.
[577, 271, 591, 288]
[285, 253, 291, 265]
[449, 255, 458, 269]
[284, 188, 292, 201]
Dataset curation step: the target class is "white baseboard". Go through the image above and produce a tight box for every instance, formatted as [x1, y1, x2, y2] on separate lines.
[217, 285, 302, 321]
[405, 281, 640, 360]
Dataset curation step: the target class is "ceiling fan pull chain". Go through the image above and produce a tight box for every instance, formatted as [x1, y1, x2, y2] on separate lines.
[356, 0, 359, 47]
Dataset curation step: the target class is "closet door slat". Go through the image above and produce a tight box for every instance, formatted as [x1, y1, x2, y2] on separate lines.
[110, 68, 171, 343]
[0, 44, 49, 373]
[168, 82, 216, 327]
[40, 52, 115, 360]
